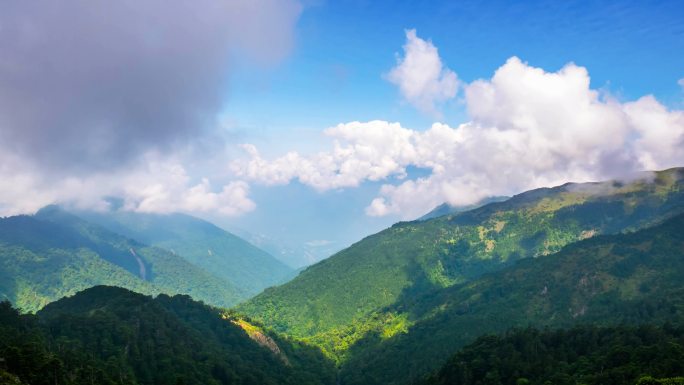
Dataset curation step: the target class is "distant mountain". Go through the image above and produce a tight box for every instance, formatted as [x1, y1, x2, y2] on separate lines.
[238, 168, 684, 369]
[418, 196, 510, 220]
[340, 210, 684, 384]
[0, 207, 244, 312]
[72, 209, 293, 296]
[226, 227, 342, 269]
[0, 285, 335, 385]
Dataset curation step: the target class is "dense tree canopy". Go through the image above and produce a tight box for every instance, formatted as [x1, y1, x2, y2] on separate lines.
[419, 324, 684, 385]
[0, 286, 335, 385]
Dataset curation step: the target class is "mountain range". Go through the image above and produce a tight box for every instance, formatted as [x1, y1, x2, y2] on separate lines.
[2, 168, 684, 385]
[0, 206, 293, 312]
[341, 208, 684, 384]
[72, 209, 293, 295]
[239, 167, 684, 383]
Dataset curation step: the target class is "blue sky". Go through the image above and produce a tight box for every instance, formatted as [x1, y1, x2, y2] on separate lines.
[215, 0, 684, 265]
[1, 0, 683, 267]
[227, 0, 684, 144]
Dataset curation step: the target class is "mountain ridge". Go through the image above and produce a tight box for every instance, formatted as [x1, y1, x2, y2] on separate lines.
[70, 208, 293, 296]
[239, 167, 684, 370]
[0, 285, 335, 385]
[339, 209, 684, 384]
[0, 208, 246, 311]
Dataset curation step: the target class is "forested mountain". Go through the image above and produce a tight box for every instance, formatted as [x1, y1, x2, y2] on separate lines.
[3, 170, 684, 385]
[239, 168, 684, 343]
[339, 210, 684, 384]
[418, 324, 684, 385]
[0, 286, 335, 385]
[72, 208, 293, 296]
[0, 208, 245, 312]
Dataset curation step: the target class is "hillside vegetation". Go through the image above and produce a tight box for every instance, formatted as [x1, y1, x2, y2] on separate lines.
[240, 169, 684, 345]
[0, 286, 335, 385]
[339, 210, 684, 384]
[74, 209, 293, 296]
[419, 324, 684, 385]
[0, 208, 244, 312]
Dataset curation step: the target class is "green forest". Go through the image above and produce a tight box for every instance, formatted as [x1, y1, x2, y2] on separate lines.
[337, 209, 684, 384]
[0, 286, 335, 385]
[419, 324, 684, 385]
[73, 209, 293, 296]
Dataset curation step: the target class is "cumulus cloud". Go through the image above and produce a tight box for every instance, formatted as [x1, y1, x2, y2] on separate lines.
[232, 121, 418, 190]
[0, 0, 301, 172]
[386, 29, 458, 115]
[0, 151, 255, 217]
[235, 57, 684, 219]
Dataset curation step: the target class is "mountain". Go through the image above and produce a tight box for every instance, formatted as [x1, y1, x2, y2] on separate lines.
[0, 207, 244, 312]
[418, 196, 510, 221]
[0, 285, 335, 385]
[419, 324, 684, 385]
[340, 209, 684, 384]
[238, 168, 684, 369]
[72, 208, 293, 296]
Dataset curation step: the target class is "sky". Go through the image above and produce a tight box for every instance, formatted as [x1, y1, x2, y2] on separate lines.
[1, 0, 683, 267]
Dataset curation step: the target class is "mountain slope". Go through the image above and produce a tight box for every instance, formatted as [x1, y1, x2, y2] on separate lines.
[340, 211, 684, 384]
[70, 209, 293, 296]
[419, 324, 684, 385]
[0, 286, 335, 385]
[239, 168, 684, 344]
[0, 208, 244, 312]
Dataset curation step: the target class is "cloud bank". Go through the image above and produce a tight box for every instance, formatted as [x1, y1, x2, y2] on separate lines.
[0, 0, 300, 216]
[0, 151, 256, 217]
[236, 55, 684, 218]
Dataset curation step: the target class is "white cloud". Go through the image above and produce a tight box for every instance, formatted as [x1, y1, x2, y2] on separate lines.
[235, 57, 684, 219]
[679, 78, 684, 89]
[0, 152, 255, 218]
[386, 29, 458, 116]
[182, 180, 255, 216]
[122, 162, 256, 217]
[232, 121, 418, 190]
[0, 0, 300, 218]
[623, 95, 684, 169]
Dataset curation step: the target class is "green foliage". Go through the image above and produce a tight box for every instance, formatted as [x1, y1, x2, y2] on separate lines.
[636, 376, 684, 385]
[418, 324, 684, 385]
[0, 286, 335, 385]
[0, 370, 24, 385]
[339, 210, 684, 384]
[239, 168, 684, 361]
[0, 208, 243, 312]
[75, 209, 293, 296]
